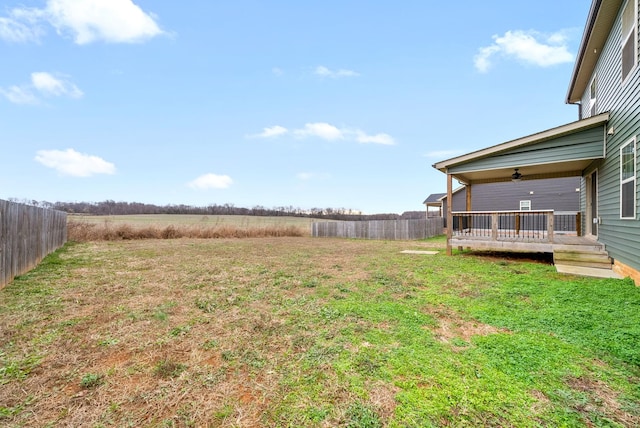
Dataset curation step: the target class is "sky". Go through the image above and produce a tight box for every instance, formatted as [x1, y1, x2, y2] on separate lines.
[1, 0, 593, 214]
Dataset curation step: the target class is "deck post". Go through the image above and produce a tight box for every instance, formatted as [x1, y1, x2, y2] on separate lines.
[576, 212, 582, 236]
[547, 211, 554, 243]
[491, 213, 498, 240]
[446, 173, 453, 256]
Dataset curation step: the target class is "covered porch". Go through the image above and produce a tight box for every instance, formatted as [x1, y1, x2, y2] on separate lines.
[433, 113, 618, 277]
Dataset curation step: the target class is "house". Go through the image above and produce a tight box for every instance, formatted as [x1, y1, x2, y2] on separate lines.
[433, 0, 640, 284]
[423, 193, 446, 218]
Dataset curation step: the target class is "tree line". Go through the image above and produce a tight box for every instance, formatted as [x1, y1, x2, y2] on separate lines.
[7, 199, 426, 221]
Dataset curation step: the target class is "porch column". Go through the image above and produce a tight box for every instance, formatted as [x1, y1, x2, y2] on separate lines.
[446, 173, 453, 256]
[464, 184, 472, 251]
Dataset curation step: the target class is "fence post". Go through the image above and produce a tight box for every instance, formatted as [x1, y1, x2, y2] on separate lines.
[547, 211, 554, 243]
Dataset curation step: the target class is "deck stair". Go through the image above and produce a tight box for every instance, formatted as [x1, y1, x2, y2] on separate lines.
[553, 241, 622, 279]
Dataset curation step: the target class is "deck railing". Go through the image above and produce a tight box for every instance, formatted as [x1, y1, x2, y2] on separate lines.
[451, 210, 581, 243]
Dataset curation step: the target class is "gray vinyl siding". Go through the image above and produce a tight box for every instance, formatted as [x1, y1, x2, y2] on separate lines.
[447, 126, 605, 174]
[444, 177, 580, 214]
[579, 0, 640, 272]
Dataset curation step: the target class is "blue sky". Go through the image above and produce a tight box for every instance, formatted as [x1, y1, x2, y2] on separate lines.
[1, 0, 592, 214]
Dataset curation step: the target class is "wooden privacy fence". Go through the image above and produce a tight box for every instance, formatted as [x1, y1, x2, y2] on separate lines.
[312, 218, 444, 240]
[0, 199, 67, 288]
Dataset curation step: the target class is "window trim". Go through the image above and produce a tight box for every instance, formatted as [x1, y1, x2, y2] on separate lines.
[621, 0, 638, 84]
[519, 200, 532, 211]
[589, 75, 597, 116]
[620, 137, 637, 219]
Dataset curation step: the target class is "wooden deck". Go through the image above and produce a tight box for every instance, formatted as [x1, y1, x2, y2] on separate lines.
[450, 234, 623, 279]
[450, 233, 601, 254]
[449, 210, 588, 253]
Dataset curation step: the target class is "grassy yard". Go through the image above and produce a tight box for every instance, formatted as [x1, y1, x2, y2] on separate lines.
[1, 236, 639, 427]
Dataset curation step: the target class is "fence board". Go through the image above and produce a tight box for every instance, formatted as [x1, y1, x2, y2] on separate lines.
[0, 199, 67, 288]
[312, 218, 444, 240]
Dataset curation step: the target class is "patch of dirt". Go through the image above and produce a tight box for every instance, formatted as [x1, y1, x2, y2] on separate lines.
[529, 389, 551, 416]
[427, 306, 509, 348]
[566, 376, 640, 427]
[368, 381, 400, 422]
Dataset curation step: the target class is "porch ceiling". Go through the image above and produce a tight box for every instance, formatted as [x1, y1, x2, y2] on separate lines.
[449, 160, 591, 185]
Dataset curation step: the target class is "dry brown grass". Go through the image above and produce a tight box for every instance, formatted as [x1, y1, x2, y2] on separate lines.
[1, 238, 408, 427]
[67, 220, 307, 241]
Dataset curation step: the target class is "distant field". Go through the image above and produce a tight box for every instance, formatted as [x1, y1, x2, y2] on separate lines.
[68, 214, 321, 229]
[66, 214, 319, 240]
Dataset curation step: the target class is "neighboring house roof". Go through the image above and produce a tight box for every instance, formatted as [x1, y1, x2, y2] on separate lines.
[432, 112, 609, 184]
[567, 0, 623, 103]
[423, 193, 446, 204]
[438, 186, 465, 201]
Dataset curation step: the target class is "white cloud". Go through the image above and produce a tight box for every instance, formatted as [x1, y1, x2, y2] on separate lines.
[354, 131, 395, 145]
[0, 0, 164, 44]
[46, 0, 164, 44]
[0, 85, 39, 105]
[251, 123, 396, 145]
[31, 72, 83, 98]
[474, 30, 574, 72]
[272, 67, 283, 76]
[315, 66, 360, 78]
[252, 125, 288, 138]
[0, 11, 44, 43]
[188, 173, 233, 190]
[35, 148, 116, 177]
[0, 72, 83, 105]
[294, 122, 344, 140]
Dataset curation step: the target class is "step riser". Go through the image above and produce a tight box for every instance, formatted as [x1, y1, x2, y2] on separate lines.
[554, 260, 613, 269]
[554, 255, 611, 264]
[555, 264, 624, 279]
[553, 244, 605, 252]
[553, 243, 614, 275]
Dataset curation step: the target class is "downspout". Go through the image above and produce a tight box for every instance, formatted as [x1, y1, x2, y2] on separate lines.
[569, 101, 582, 121]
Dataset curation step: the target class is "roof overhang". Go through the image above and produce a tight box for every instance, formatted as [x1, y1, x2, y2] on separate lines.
[433, 113, 609, 184]
[566, 0, 623, 103]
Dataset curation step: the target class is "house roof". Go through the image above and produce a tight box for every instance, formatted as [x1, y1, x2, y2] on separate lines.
[438, 187, 466, 201]
[432, 112, 609, 183]
[566, 0, 623, 103]
[423, 193, 446, 204]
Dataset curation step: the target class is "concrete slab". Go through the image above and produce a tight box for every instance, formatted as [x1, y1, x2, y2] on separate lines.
[401, 250, 439, 255]
[555, 264, 624, 279]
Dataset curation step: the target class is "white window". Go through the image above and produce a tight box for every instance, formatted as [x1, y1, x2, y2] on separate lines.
[620, 137, 636, 219]
[589, 76, 597, 116]
[622, 0, 637, 82]
[519, 200, 531, 211]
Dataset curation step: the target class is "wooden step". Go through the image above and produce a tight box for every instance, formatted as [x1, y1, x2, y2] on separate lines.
[553, 245, 614, 273]
[553, 243, 605, 253]
[553, 250, 611, 264]
[553, 258, 613, 269]
[555, 264, 624, 279]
